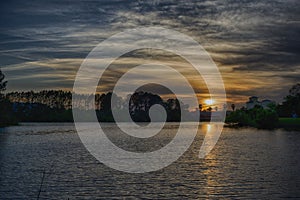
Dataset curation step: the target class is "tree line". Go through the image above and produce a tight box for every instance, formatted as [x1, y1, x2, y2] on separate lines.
[0, 69, 196, 124]
[1, 90, 192, 124]
[1, 68, 299, 128]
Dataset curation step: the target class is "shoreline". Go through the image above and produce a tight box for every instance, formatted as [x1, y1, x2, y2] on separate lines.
[2, 119, 299, 131]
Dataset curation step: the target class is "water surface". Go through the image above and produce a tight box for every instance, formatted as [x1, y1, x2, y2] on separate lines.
[1, 123, 300, 199]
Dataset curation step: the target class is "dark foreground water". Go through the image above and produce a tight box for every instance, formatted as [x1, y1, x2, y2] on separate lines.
[0, 123, 300, 199]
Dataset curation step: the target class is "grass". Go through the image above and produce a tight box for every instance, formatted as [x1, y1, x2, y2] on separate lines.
[0, 122, 18, 128]
[278, 118, 300, 129]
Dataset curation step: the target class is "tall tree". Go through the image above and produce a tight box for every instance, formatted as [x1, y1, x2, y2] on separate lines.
[289, 83, 300, 97]
[198, 104, 203, 111]
[0, 69, 16, 126]
[0, 69, 7, 93]
[231, 103, 235, 111]
[278, 83, 300, 117]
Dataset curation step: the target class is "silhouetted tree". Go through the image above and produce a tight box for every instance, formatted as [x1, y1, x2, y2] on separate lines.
[165, 98, 181, 121]
[289, 83, 300, 97]
[278, 83, 300, 117]
[0, 69, 7, 93]
[231, 103, 235, 111]
[198, 104, 202, 111]
[206, 107, 212, 112]
[128, 91, 164, 122]
[0, 69, 18, 126]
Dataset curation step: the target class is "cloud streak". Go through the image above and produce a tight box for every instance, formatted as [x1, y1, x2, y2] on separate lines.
[0, 0, 299, 105]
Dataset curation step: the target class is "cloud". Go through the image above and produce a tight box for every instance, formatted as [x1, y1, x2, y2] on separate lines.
[0, 0, 299, 105]
[2, 58, 81, 91]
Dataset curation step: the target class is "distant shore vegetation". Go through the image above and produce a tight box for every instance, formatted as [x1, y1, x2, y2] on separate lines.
[1, 90, 213, 124]
[226, 83, 300, 129]
[0, 69, 299, 129]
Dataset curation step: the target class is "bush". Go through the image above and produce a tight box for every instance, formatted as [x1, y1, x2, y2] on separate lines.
[255, 108, 279, 129]
[226, 109, 255, 127]
[0, 98, 18, 127]
[226, 106, 278, 129]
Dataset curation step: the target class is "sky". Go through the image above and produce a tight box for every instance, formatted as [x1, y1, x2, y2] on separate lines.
[0, 0, 299, 108]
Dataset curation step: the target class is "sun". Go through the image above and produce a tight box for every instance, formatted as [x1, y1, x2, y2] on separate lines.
[204, 99, 215, 105]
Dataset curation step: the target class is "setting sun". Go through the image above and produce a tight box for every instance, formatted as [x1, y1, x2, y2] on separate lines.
[204, 99, 215, 105]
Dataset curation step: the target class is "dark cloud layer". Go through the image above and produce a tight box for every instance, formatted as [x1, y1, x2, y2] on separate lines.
[0, 0, 299, 104]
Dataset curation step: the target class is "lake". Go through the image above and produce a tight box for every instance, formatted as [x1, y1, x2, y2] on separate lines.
[1, 123, 300, 199]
